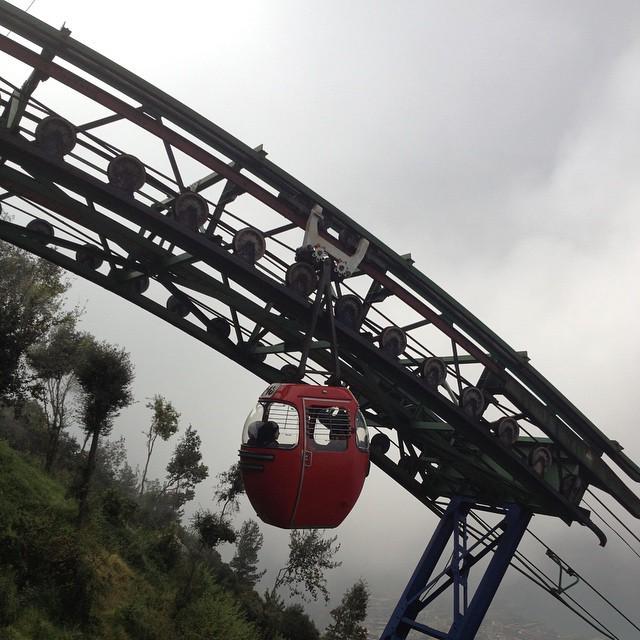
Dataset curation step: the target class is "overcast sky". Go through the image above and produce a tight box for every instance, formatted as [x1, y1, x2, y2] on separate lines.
[4, 0, 640, 635]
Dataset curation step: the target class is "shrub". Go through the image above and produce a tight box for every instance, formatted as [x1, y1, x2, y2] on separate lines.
[0, 571, 19, 625]
[101, 488, 137, 527]
[175, 584, 256, 640]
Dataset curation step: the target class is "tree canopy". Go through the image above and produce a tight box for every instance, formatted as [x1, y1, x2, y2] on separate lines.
[0, 240, 68, 401]
[230, 519, 266, 587]
[323, 580, 369, 640]
[28, 314, 87, 470]
[74, 339, 135, 525]
[273, 529, 342, 603]
[0, 232, 325, 640]
[214, 462, 245, 518]
[140, 394, 180, 495]
[193, 510, 236, 549]
[164, 425, 209, 508]
[75, 339, 135, 437]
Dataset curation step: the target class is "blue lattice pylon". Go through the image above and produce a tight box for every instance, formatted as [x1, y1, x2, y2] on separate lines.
[381, 498, 532, 639]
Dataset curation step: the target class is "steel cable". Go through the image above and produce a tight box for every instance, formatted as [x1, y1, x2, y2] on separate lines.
[507, 559, 619, 640]
[587, 489, 640, 547]
[526, 528, 640, 634]
[583, 499, 640, 562]
[464, 511, 626, 639]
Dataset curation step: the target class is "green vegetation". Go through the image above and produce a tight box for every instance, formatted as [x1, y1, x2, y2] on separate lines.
[325, 580, 370, 640]
[0, 402, 328, 640]
[139, 395, 179, 496]
[0, 239, 68, 401]
[0, 241, 367, 639]
[272, 529, 342, 603]
[231, 520, 266, 587]
[74, 339, 135, 527]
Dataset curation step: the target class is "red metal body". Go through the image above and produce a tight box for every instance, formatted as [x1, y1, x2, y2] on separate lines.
[239, 383, 369, 528]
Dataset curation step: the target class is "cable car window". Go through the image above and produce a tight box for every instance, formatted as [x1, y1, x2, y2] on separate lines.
[264, 402, 299, 448]
[242, 402, 299, 448]
[242, 403, 265, 444]
[306, 406, 350, 451]
[355, 410, 369, 451]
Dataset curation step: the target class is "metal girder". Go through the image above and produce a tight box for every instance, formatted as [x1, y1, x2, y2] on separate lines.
[0, 165, 604, 523]
[400, 351, 530, 367]
[0, 132, 300, 313]
[0, 26, 69, 131]
[327, 319, 608, 536]
[0, 219, 281, 381]
[0, 125, 611, 539]
[0, 3, 638, 548]
[0, 1, 637, 489]
[479, 369, 640, 517]
[156, 144, 266, 213]
[0, 24, 635, 492]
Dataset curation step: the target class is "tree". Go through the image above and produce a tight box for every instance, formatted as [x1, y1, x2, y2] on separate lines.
[323, 580, 369, 640]
[176, 510, 237, 611]
[281, 603, 320, 640]
[0, 240, 68, 401]
[163, 425, 208, 509]
[272, 529, 342, 603]
[230, 519, 266, 587]
[74, 339, 134, 525]
[139, 394, 179, 495]
[27, 314, 86, 471]
[193, 510, 237, 549]
[258, 595, 320, 640]
[93, 435, 139, 498]
[214, 462, 244, 518]
[174, 584, 257, 640]
[136, 479, 180, 529]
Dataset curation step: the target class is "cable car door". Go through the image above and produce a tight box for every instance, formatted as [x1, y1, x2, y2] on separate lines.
[293, 397, 354, 528]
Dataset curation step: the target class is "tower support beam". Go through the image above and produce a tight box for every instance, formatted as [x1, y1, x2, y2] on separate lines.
[381, 498, 531, 640]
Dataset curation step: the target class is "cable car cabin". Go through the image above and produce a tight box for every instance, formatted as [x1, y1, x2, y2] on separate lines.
[239, 383, 370, 529]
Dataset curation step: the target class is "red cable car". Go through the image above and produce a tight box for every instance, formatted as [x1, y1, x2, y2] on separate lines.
[239, 383, 370, 528]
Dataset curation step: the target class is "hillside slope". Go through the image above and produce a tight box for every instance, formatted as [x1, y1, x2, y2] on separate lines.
[0, 436, 314, 640]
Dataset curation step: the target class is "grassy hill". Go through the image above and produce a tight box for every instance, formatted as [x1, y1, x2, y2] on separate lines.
[0, 433, 315, 640]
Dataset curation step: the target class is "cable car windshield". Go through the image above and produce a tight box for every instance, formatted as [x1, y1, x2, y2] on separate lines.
[242, 402, 299, 448]
[242, 403, 263, 443]
[355, 410, 369, 451]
